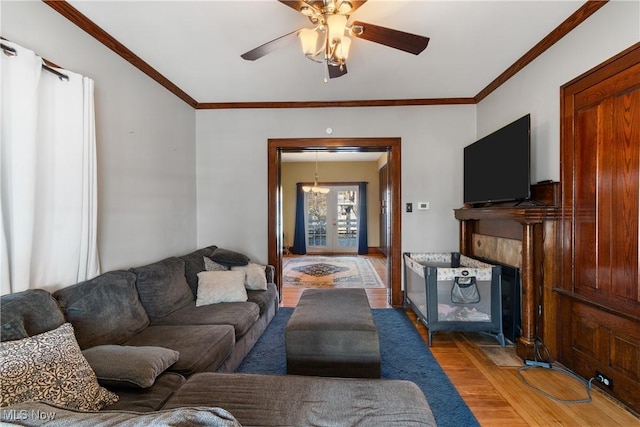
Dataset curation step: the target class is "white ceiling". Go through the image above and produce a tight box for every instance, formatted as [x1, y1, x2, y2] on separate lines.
[67, 0, 585, 104]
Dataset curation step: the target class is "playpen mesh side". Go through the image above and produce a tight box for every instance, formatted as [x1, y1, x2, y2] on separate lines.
[405, 253, 495, 322]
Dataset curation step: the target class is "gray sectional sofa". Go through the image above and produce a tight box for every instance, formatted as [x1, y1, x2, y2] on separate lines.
[0, 245, 436, 426]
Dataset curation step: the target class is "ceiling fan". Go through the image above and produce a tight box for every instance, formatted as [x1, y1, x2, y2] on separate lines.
[241, 0, 430, 81]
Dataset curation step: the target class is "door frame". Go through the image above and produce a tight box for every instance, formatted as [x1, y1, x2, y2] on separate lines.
[267, 137, 403, 306]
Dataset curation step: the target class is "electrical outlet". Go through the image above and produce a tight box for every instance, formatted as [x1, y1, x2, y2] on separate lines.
[595, 371, 613, 390]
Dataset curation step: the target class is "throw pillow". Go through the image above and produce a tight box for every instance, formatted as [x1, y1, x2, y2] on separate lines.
[82, 345, 179, 389]
[131, 257, 194, 320]
[53, 270, 150, 349]
[196, 271, 248, 306]
[1, 289, 66, 342]
[0, 323, 119, 410]
[179, 247, 217, 296]
[204, 256, 229, 271]
[232, 263, 268, 291]
[210, 248, 250, 267]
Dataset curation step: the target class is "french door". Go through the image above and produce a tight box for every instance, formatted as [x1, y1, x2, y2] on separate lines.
[305, 185, 359, 253]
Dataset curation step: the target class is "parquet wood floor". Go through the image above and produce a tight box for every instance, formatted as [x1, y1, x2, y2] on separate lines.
[279, 254, 639, 426]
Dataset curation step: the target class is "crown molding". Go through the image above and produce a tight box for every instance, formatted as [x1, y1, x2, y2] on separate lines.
[196, 97, 475, 109]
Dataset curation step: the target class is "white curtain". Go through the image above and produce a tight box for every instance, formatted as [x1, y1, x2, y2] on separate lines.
[1, 41, 100, 295]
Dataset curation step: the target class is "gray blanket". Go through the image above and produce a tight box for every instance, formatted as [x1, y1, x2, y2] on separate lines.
[0, 402, 241, 427]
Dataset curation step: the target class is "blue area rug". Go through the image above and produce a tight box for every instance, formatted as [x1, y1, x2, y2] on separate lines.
[236, 307, 479, 427]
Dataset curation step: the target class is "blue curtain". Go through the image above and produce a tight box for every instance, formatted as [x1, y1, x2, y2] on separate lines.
[292, 183, 307, 254]
[358, 182, 368, 254]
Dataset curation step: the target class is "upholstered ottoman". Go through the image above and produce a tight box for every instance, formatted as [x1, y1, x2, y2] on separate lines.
[285, 288, 380, 378]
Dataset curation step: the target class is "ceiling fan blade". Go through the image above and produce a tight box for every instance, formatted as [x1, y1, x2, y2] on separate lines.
[351, 20, 429, 55]
[241, 29, 301, 61]
[328, 63, 347, 79]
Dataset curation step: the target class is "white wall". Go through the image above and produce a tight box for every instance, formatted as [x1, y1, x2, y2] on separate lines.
[196, 105, 476, 262]
[477, 1, 640, 184]
[2, 1, 198, 272]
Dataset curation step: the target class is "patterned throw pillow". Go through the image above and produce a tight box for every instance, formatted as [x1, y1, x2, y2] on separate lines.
[0, 323, 119, 410]
[204, 256, 229, 272]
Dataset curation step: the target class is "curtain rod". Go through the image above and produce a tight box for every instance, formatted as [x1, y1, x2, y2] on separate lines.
[1, 42, 69, 82]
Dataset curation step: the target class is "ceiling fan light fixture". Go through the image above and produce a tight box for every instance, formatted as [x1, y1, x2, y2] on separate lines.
[326, 14, 347, 44]
[337, 1, 353, 14]
[334, 36, 351, 61]
[299, 28, 319, 55]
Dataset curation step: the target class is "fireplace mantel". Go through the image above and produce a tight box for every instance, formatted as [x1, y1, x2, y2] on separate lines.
[454, 206, 560, 223]
[454, 194, 561, 359]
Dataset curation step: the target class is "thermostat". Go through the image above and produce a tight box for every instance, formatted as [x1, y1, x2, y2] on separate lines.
[417, 202, 430, 210]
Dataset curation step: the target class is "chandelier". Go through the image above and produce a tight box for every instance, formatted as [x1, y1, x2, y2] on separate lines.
[297, 1, 358, 82]
[303, 152, 330, 194]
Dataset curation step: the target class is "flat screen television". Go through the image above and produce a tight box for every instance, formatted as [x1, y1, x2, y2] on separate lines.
[464, 114, 531, 205]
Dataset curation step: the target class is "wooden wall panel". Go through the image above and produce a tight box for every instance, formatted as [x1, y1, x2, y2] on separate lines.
[611, 333, 640, 381]
[569, 300, 640, 410]
[574, 106, 598, 294]
[571, 303, 609, 364]
[611, 89, 640, 302]
[559, 42, 640, 413]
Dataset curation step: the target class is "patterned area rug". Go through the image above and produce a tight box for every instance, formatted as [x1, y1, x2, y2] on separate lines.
[283, 256, 385, 288]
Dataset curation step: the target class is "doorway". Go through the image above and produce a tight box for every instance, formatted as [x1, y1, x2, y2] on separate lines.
[267, 138, 403, 307]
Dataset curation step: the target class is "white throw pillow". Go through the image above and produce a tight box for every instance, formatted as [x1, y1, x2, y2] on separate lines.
[0, 323, 119, 410]
[196, 270, 248, 306]
[232, 262, 268, 291]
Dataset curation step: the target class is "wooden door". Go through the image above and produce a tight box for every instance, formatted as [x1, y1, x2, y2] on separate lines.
[559, 42, 640, 412]
[379, 164, 389, 255]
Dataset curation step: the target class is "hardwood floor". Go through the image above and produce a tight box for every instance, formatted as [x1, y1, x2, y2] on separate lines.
[279, 254, 639, 426]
